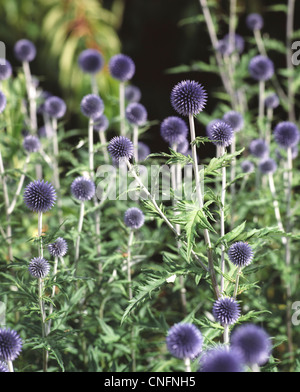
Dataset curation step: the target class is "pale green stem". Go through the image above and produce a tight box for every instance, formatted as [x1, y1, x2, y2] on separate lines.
[220, 146, 226, 294]
[7, 360, 14, 372]
[98, 131, 109, 163]
[184, 357, 191, 372]
[268, 173, 286, 245]
[89, 118, 94, 178]
[119, 82, 126, 136]
[91, 74, 98, 96]
[51, 117, 63, 225]
[258, 80, 265, 136]
[47, 256, 58, 335]
[22, 61, 37, 132]
[223, 324, 230, 345]
[74, 202, 85, 273]
[133, 124, 139, 162]
[233, 266, 242, 299]
[0, 149, 12, 261]
[287, 0, 296, 122]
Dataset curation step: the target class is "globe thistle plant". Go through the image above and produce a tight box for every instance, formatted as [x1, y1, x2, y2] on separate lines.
[44, 96, 66, 119]
[212, 297, 241, 326]
[48, 237, 68, 258]
[0, 361, 8, 372]
[108, 136, 134, 163]
[249, 139, 269, 159]
[246, 13, 264, 31]
[0, 59, 12, 81]
[258, 158, 277, 175]
[93, 114, 109, 133]
[0, 91, 6, 113]
[78, 49, 104, 74]
[124, 207, 145, 230]
[109, 54, 135, 82]
[28, 257, 50, 279]
[125, 102, 147, 127]
[166, 323, 203, 371]
[209, 120, 234, 148]
[231, 324, 271, 368]
[223, 111, 244, 132]
[228, 242, 254, 268]
[160, 116, 188, 146]
[23, 135, 41, 153]
[249, 55, 274, 82]
[199, 346, 244, 373]
[241, 160, 255, 174]
[14, 39, 36, 63]
[23, 179, 56, 213]
[0, 328, 22, 372]
[265, 93, 279, 110]
[80, 94, 104, 120]
[170, 80, 207, 117]
[137, 142, 150, 162]
[273, 121, 300, 149]
[125, 85, 142, 103]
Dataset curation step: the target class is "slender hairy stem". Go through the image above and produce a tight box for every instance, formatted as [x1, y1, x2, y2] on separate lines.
[184, 357, 191, 372]
[265, 107, 273, 146]
[88, 118, 95, 177]
[258, 80, 265, 136]
[223, 324, 230, 345]
[133, 125, 139, 162]
[22, 61, 37, 132]
[74, 202, 85, 273]
[219, 146, 227, 294]
[127, 230, 134, 300]
[233, 266, 242, 299]
[51, 117, 63, 225]
[286, 0, 296, 122]
[119, 82, 126, 136]
[47, 256, 58, 335]
[98, 131, 109, 163]
[268, 173, 286, 245]
[254, 29, 266, 56]
[38, 211, 43, 258]
[7, 360, 14, 372]
[0, 149, 12, 261]
[91, 74, 98, 96]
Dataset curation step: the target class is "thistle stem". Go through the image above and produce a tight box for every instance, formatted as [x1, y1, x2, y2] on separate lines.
[233, 266, 242, 299]
[268, 173, 286, 245]
[184, 357, 191, 372]
[74, 202, 85, 274]
[22, 60, 37, 132]
[47, 256, 58, 335]
[51, 117, 63, 225]
[223, 324, 230, 345]
[91, 74, 98, 96]
[119, 82, 126, 136]
[287, 0, 296, 122]
[98, 131, 109, 163]
[7, 360, 14, 372]
[127, 230, 134, 301]
[89, 118, 95, 178]
[0, 149, 12, 261]
[258, 80, 265, 135]
[133, 125, 139, 162]
[219, 146, 226, 294]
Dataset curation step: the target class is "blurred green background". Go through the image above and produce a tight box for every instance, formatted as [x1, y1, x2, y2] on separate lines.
[0, 0, 298, 155]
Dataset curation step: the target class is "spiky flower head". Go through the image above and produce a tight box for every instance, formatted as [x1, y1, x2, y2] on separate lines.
[0, 361, 8, 372]
[249, 55, 274, 81]
[0, 328, 22, 361]
[137, 142, 150, 161]
[125, 85, 142, 103]
[23, 135, 41, 153]
[228, 241, 254, 267]
[28, 257, 50, 278]
[78, 49, 104, 74]
[0, 91, 6, 113]
[23, 180, 56, 213]
[212, 297, 241, 325]
[249, 138, 269, 159]
[223, 111, 244, 132]
[80, 94, 104, 119]
[206, 119, 222, 139]
[124, 207, 145, 229]
[209, 120, 234, 147]
[241, 160, 255, 174]
[246, 13, 264, 30]
[171, 80, 207, 116]
[273, 121, 300, 149]
[258, 158, 277, 175]
[109, 54, 135, 82]
[93, 114, 109, 132]
[48, 237, 68, 258]
[107, 136, 134, 162]
[265, 93, 279, 109]
[71, 177, 96, 202]
[0, 59, 12, 81]
[166, 323, 203, 360]
[125, 102, 147, 126]
[160, 116, 188, 145]
[14, 39, 36, 62]
[199, 346, 244, 372]
[44, 96, 66, 119]
[231, 324, 271, 365]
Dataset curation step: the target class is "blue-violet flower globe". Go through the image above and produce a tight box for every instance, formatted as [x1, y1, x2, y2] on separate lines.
[249, 55, 274, 81]
[0, 91, 6, 114]
[209, 120, 234, 147]
[124, 207, 145, 230]
[246, 13, 264, 30]
[71, 177, 96, 202]
[0, 328, 22, 361]
[29, 257, 50, 278]
[125, 85, 142, 103]
[258, 158, 277, 175]
[108, 136, 134, 162]
[109, 54, 135, 82]
[23, 135, 41, 153]
[166, 323, 203, 360]
[125, 102, 147, 126]
[23, 180, 56, 213]
[14, 39, 36, 62]
[223, 111, 244, 132]
[249, 138, 269, 159]
[48, 237, 68, 258]
[171, 80, 207, 116]
[0, 59, 12, 80]
[78, 49, 104, 74]
[212, 297, 241, 325]
[93, 114, 109, 133]
[228, 241, 254, 267]
[273, 121, 300, 149]
[160, 116, 188, 146]
[199, 346, 244, 372]
[80, 94, 104, 120]
[44, 96, 66, 119]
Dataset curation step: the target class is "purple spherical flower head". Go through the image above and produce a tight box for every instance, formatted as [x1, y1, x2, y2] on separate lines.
[0, 59, 12, 81]
[23, 135, 41, 153]
[0, 91, 7, 113]
[171, 80, 207, 117]
[29, 257, 50, 278]
[0, 328, 22, 361]
[249, 139, 269, 159]
[125, 102, 147, 126]
[80, 94, 104, 120]
[246, 13, 264, 30]
[124, 207, 145, 229]
[48, 237, 68, 257]
[231, 324, 271, 365]
[217, 39, 233, 56]
[223, 111, 244, 132]
[228, 241, 254, 267]
[44, 96, 66, 119]
[209, 120, 234, 147]
[265, 93, 279, 109]
[249, 55, 274, 81]
[78, 49, 104, 74]
[108, 136, 134, 162]
[206, 119, 222, 139]
[0, 361, 8, 372]
[71, 177, 96, 202]
[109, 54, 135, 82]
[199, 346, 244, 372]
[14, 39, 36, 62]
[212, 297, 241, 325]
[166, 323, 203, 360]
[223, 33, 245, 54]
[258, 158, 277, 175]
[177, 138, 189, 154]
[23, 179, 56, 213]
[160, 116, 188, 146]
[137, 142, 150, 161]
[241, 160, 255, 173]
[273, 121, 300, 149]
[93, 114, 109, 132]
[125, 85, 142, 103]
